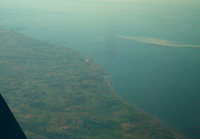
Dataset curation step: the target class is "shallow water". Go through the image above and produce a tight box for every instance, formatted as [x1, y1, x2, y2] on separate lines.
[0, 0, 200, 138]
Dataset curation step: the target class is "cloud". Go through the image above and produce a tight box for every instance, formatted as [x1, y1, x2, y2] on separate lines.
[118, 36, 200, 48]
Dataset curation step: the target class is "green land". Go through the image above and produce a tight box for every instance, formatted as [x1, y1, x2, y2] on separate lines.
[0, 28, 183, 139]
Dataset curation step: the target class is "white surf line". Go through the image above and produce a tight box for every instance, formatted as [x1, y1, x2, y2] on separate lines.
[118, 36, 200, 48]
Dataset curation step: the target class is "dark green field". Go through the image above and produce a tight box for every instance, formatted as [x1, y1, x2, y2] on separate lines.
[0, 28, 183, 139]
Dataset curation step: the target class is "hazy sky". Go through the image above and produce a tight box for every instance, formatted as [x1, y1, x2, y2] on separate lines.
[0, 0, 199, 45]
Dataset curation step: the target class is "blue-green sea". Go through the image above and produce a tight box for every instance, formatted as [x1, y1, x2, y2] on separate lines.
[0, 0, 200, 138]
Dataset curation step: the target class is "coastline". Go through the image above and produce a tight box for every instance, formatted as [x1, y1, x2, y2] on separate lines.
[0, 28, 183, 138]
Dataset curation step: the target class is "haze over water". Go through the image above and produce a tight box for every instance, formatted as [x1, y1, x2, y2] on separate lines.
[0, 0, 200, 138]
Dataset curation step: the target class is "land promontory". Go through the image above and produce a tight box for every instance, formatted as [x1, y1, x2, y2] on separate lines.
[0, 28, 183, 139]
